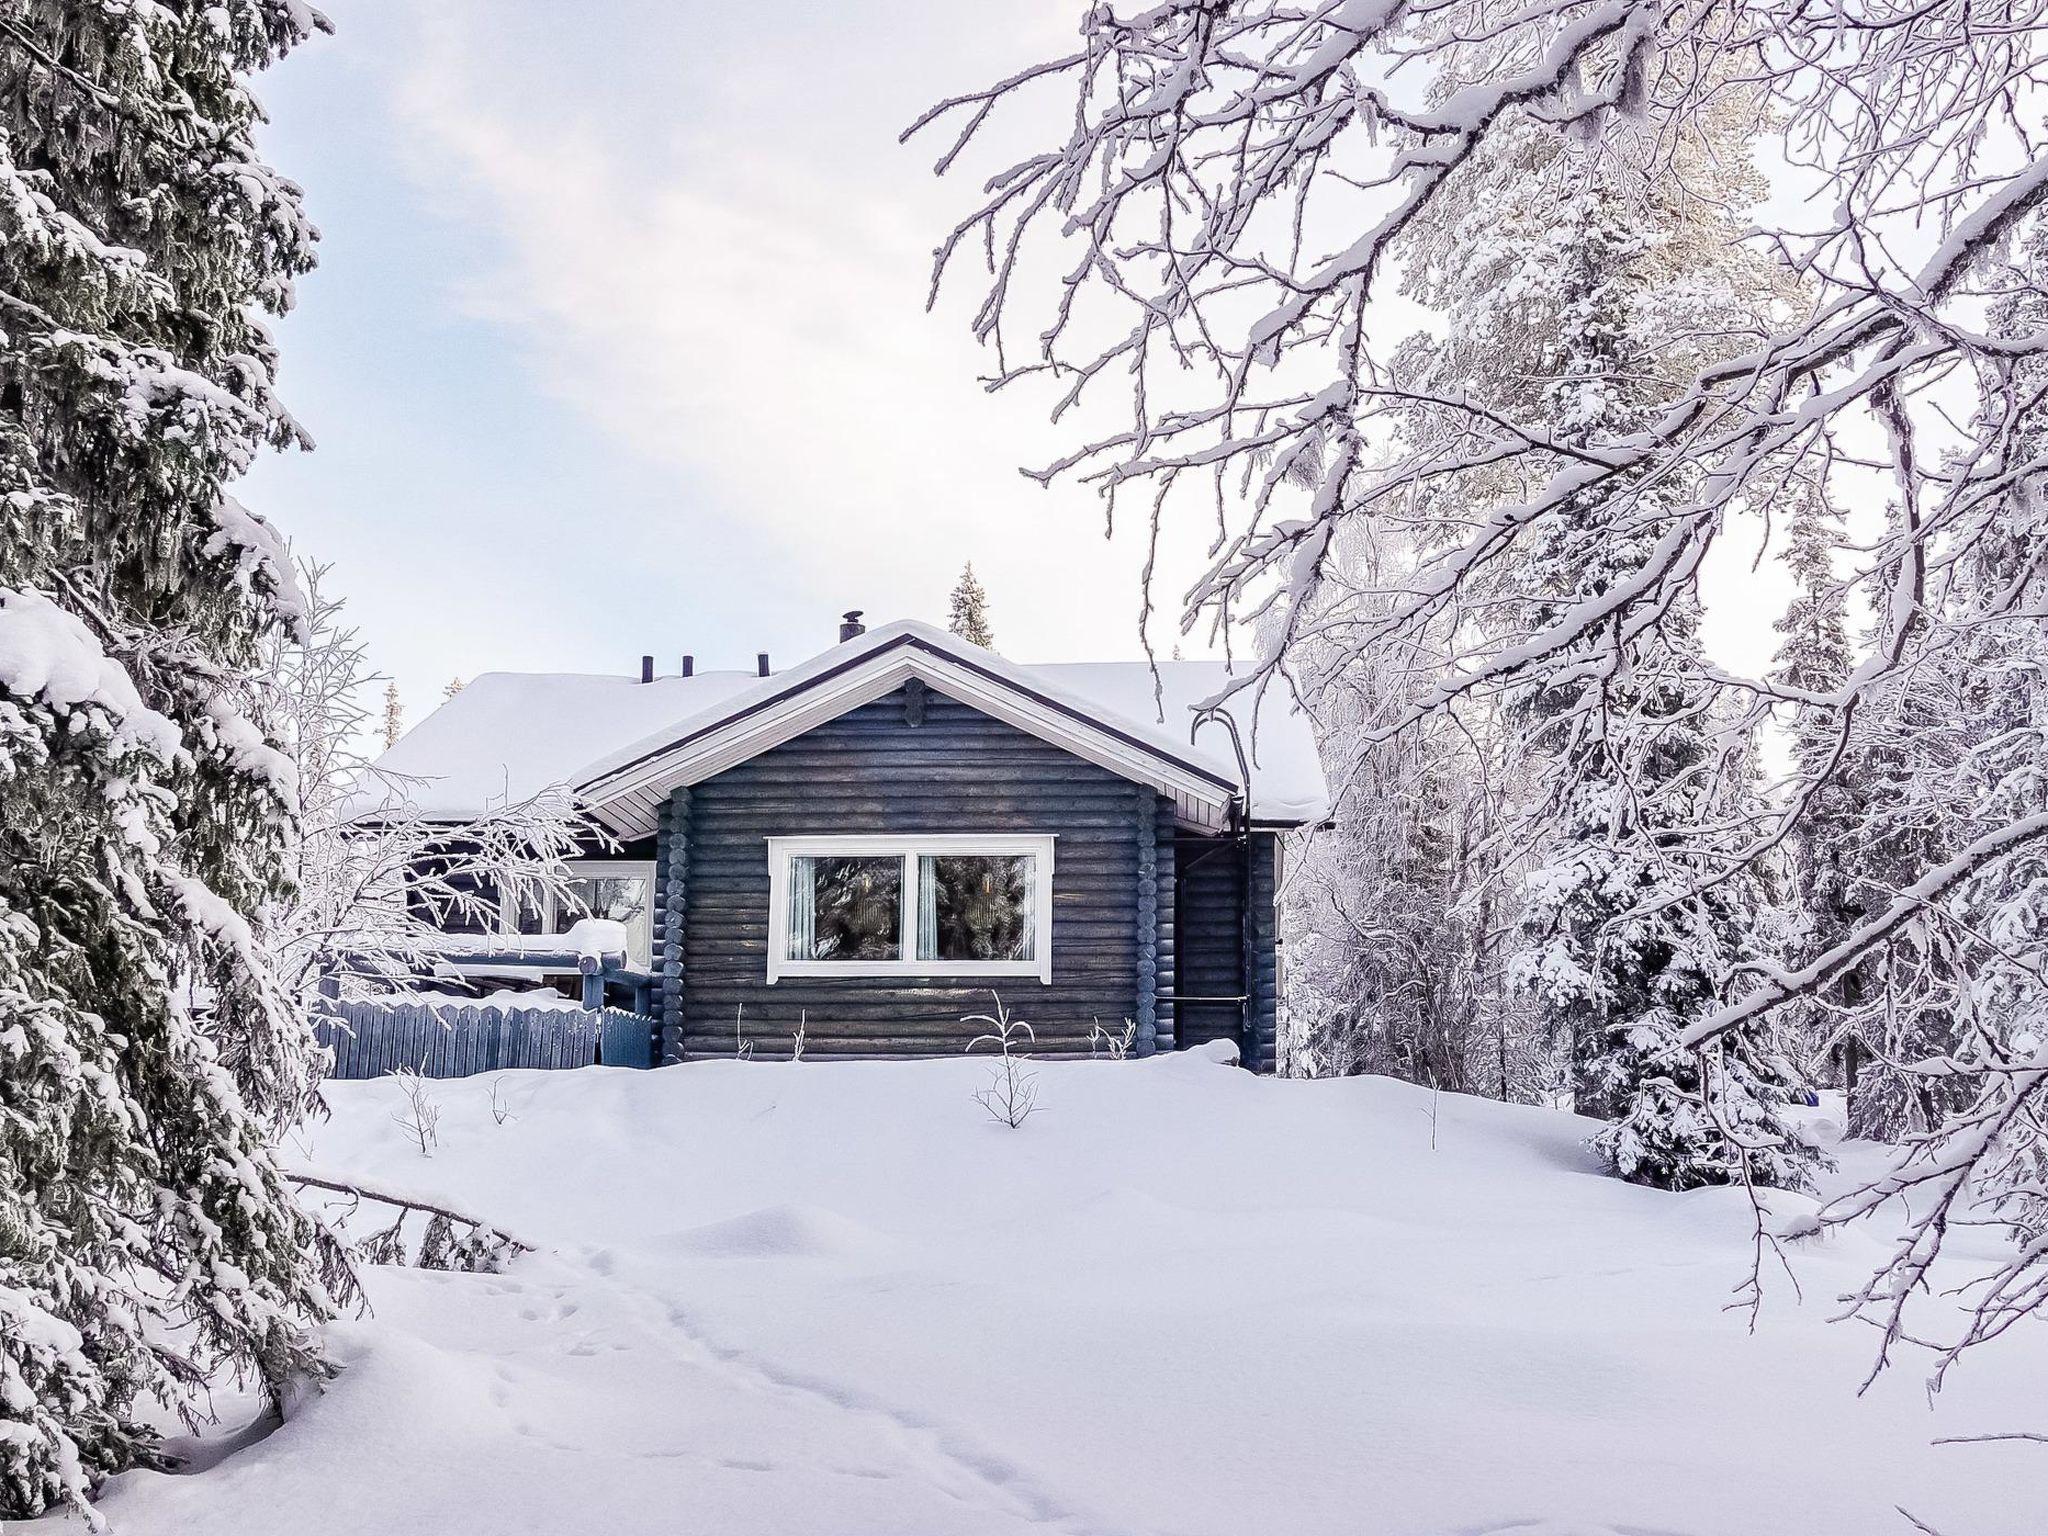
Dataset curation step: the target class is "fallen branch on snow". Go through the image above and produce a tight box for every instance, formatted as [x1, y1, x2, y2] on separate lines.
[286, 1168, 534, 1273]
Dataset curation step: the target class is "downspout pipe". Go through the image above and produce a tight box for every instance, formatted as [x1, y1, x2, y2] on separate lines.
[1191, 707, 1256, 1068]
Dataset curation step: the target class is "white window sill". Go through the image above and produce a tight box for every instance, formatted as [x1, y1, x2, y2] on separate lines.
[767, 959, 1050, 984]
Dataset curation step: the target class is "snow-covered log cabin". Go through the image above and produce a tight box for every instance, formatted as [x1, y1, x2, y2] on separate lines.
[369, 616, 1327, 1069]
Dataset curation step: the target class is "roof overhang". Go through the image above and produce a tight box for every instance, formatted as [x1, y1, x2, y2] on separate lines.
[575, 634, 1242, 838]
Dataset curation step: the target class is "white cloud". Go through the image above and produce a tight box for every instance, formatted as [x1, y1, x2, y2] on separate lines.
[378, 1, 1185, 663]
[347, 0, 1810, 692]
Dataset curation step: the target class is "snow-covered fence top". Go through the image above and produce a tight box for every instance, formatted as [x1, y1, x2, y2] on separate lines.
[320, 998, 655, 1079]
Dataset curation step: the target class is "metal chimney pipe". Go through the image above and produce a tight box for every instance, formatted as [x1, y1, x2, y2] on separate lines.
[756, 652, 771, 677]
[640, 655, 655, 684]
[680, 654, 695, 678]
[839, 610, 866, 642]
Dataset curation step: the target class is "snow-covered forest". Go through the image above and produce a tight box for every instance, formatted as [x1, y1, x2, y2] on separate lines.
[913, 0, 2048, 1393]
[3, 0, 2046, 1530]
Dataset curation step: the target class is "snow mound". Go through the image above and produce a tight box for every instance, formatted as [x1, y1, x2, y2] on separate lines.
[659, 1203, 891, 1261]
[561, 917, 628, 959]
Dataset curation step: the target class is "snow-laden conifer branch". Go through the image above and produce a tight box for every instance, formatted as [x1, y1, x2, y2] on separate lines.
[1682, 813, 2048, 1051]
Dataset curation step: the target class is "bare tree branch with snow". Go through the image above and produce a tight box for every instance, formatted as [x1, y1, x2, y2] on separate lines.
[915, 0, 2048, 1376]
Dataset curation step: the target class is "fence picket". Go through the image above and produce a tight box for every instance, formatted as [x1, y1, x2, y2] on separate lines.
[325, 1000, 651, 1081]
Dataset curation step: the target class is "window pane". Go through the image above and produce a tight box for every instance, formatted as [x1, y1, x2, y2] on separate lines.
[564, 876, 647, 928]
[918, 854, 1035, 962]
[563, 875, 651, 967]
[510, 884, 548, 936]
[790, 855, 902, 961]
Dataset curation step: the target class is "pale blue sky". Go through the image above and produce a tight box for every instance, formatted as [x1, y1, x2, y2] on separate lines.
[243, 0, 1794, 729]
[242, 0, 1176, 725]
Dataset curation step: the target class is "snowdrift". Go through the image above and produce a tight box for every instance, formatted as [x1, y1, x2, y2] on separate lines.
[100, 1054, 2046, 1536]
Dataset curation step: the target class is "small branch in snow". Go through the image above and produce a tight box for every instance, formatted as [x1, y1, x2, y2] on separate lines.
[287, 1169, 533, 1274]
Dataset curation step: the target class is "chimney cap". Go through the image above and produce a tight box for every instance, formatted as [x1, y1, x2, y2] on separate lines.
[838, 609, 867, 642]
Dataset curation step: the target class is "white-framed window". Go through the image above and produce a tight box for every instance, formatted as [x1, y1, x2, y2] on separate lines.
[500, 859, 655, 969]
[766, 835, 1055, 984]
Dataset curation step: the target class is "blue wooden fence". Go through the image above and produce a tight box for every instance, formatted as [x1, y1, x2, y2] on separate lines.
[319, 1000, 656, 1080]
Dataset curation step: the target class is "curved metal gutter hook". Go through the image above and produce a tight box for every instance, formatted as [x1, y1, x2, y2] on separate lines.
[1190, 706, 1251, 832]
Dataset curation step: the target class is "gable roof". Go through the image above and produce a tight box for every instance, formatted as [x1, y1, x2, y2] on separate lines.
[370, 620, 1328, 834]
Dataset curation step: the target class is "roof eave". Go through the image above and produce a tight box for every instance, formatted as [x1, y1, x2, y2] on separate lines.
[576, 632, 1243, 837]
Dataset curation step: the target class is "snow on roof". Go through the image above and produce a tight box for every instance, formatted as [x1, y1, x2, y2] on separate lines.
[369, 620, 1329, 825]
[1026, 657, 1327, 820]
[368, 670, 762, 819]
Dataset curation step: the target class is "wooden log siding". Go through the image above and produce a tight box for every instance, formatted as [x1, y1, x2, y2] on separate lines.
[669, 688, 1155, 1059]
[1247, 831, 1280, 1073]
[1174, 829, 1242, 1056]
[1170, 829, 1282, 1067]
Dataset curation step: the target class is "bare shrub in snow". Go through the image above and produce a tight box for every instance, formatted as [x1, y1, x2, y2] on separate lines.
[390, 1066, 441, 1157]
[1091, 1018, 1137, 1061]
[967, 995, 1041, 1128]
[257, 561, 598, 1011]
[488, 1077, 516, 1126]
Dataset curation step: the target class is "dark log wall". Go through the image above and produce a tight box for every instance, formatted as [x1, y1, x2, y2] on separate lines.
[1249, 831, 1280, 1072]
[1172, 829, 1282, 1069]
[663, 688, 1156, 1059]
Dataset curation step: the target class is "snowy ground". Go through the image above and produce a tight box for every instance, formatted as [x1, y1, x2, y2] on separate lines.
[95, 1052, 2046, 1536]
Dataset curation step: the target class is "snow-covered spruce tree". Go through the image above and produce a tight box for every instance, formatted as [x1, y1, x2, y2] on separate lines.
[380, 678, 403, 749]
[1833, 652, 1991, 1140]
[1285, 520, 1514, 1092]
[0, 3, 346, 1518]
[1781, 524, 1973, 1141]
[1288, 738, 1482, 1087]
[1822, 232, 2048, 1358]
[1768, 491, 1866, 1093]
[1817, 225, 2048, 1150]
[947, 561, 995, 648]
[1396, 124, 1814, 1186]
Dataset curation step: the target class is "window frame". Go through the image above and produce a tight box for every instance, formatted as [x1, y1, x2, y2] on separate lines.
[496, 858, 656, 969]
[765, 834, 1056, 984]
